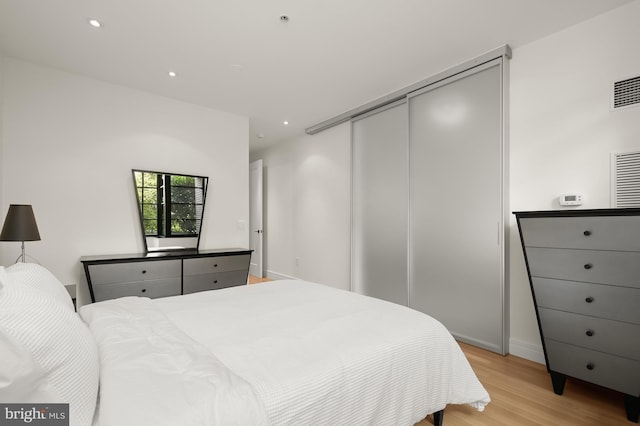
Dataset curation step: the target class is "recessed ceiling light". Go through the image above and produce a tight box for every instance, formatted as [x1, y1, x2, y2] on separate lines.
[88, 19, 102, 28]
[283, 121, 289, 125]
[168, 71, 177, 78]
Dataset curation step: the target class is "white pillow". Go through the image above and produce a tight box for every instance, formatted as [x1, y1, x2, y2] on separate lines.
[0, 330, 63, 402]
[4, 263, 74, 311]
[0, 269, 99, 426]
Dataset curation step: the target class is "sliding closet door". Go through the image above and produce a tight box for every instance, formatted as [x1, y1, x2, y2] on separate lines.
[408, 61, 505, 353]
[352, 102, 408, 305]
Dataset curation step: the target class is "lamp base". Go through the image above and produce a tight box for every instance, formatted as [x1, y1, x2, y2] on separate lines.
[12, 245, 40, 264]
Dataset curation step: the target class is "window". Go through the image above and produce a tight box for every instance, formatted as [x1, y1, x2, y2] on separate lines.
[133, 170, 206, 238]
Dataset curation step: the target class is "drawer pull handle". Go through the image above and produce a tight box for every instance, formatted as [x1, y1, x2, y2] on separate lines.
[585, 330, 594, 337]
[583, 230, 592, 236]
[213, 280, 218, 284]
[583, 263, 593, 270]
[141, 288, 147, 293]
[213, 264, 218, 268]
[141, 270, 147, 274]
[586, 363, 595, 370]
[585, 297, 594, 303]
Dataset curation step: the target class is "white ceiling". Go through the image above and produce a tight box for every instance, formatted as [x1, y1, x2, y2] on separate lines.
[0, 0, 634, 152]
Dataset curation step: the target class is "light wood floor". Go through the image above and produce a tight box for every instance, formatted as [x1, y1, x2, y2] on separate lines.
[248, 275, 272, 284]
[247, 276, 631, 425]
[416, 342, 631, 426]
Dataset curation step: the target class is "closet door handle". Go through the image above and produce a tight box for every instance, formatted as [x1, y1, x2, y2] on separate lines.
[583, 230, 592, 236]
[584, 263, 593, 270]
[585, 297, 594, 303]
[585, 330, 594, 337]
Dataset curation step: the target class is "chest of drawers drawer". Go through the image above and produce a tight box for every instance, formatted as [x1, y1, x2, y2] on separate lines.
[539, 307, 640, 360]
[183, 270, 249, 294]
[92, 278, 181, 302]
[518, 215, 640, 251]
[526, 247, 640, 289]
[183, 254, 251, 276]
[88, 259, 181, 285]
[545, 339, 640, 396]
[532, 278, 640, 324]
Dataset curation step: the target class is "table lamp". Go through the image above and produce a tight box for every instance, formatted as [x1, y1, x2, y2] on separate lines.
[0, 204, 41, 263]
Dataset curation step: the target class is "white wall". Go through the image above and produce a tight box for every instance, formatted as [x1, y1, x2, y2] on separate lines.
[508, 0, 640, 361]
[251, 123, 351, 290]
[1, 58, 250, 305]
[252, 0, 640, 362]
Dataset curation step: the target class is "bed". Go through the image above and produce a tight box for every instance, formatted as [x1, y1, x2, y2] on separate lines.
[0, 263, 490, 426]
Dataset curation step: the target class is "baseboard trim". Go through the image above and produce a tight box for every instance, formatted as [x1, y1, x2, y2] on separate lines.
[265, 270, 298, 281]
[509, 338, 545, 364]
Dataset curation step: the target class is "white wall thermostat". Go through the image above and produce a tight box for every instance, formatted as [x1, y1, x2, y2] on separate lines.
[558, 194, 583, 206]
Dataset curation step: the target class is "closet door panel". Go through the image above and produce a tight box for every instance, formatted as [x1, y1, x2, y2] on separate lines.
[408, 63, 504, 352]
[352, 102, 408, 305]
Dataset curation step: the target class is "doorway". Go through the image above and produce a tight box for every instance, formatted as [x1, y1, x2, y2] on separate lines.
[249, 159, 264, 277]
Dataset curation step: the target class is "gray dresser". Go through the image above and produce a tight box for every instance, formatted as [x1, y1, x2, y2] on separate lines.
[81, 248, 252, 303]
[515, 209, 640, 423]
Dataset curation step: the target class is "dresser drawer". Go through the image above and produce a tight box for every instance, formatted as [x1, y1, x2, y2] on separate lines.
[88, 259, 181, 285]
[183, 254, 250, 276]
[539, 308, 640, 360]
[92, 278, 181, 302]
[545, 340, 640, 396]
[183, 270, 248, 294]
[532, 278, 640, 324]
[527, 247, 640, 289]
[519, 216, 640, 251]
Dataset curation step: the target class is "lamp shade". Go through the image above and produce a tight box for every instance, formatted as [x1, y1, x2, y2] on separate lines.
[0, 204, 41, 242]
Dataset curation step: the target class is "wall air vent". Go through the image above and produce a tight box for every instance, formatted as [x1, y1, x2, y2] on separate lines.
[612, 150, 640, 207]
[612, 75, 640, 110]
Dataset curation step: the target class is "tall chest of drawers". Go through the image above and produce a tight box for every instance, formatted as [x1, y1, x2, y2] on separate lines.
[515, 209, 640, 423]
[81, 248, 252, 303]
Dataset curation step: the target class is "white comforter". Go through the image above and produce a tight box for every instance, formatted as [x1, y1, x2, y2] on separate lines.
[81, 280, 490, 425]
[79, 297, 269, 426]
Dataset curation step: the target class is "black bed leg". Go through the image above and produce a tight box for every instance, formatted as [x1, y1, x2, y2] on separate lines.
[625, 395, 639, 423]
[549, 370, 566, 395]
[433, 409, 444, 426]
